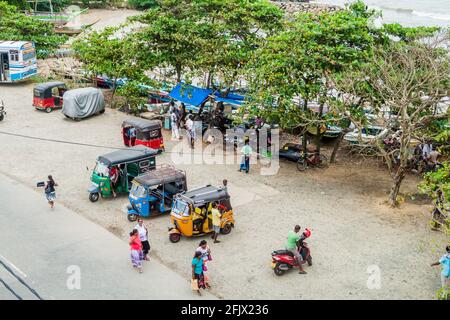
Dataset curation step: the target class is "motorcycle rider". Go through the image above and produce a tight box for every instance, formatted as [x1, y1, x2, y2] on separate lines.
[286, 225, 307, 274]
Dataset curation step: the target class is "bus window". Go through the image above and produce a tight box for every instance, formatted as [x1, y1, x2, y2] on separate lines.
[9, 50, 19, 62]
[22, 49, 36, 61]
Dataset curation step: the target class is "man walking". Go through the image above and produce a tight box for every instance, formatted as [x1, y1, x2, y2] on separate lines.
[286, 225, 307, 274]
[239, 139, 252, 173]
[431, 245, 450, 299]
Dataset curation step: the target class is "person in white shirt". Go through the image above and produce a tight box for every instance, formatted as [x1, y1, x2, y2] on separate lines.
[170, 110, 180, 140]
[185, 113, 195, 149]
[135, 219, 150, 261]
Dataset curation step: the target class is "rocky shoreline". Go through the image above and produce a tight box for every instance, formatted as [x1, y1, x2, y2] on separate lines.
[270, 1, 341, 15]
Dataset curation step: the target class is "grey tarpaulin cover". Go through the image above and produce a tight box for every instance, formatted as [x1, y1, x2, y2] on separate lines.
[62, 87, 105, 119]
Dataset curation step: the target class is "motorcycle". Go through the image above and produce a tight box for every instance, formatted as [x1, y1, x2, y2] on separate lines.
[0, 100, 6, 121]
[271, 229, 312, 276]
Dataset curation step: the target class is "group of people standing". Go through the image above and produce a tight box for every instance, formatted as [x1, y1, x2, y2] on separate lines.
[170, 101, 199, 149]
[192, 240, 213, 296]
[129, 219, 151, 273]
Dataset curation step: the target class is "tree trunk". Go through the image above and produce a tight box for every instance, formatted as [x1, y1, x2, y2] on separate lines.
[315, 102, 325, 155]
[111, 77, 118, 108]
[176, 64, 181, 83]
[388, 166, 406, 206]
[330, 130, 346, 163]
[302, 98, 308, 155]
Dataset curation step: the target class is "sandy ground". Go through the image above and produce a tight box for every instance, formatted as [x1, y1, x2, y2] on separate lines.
[0, 81, 447, 300]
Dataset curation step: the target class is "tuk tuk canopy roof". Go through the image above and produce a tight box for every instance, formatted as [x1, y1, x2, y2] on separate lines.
[34, 81, 66, 92]
[177, 185, 229, 205]
[122, 118, 161, 131]
[98, 145, 157, 166]
[134, 165, 185, 187]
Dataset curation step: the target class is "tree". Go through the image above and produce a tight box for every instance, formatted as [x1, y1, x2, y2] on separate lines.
[128, 0, 283, 89]
[128, 0, 203, 83]
[419, 162, 450, 234]
[191, 0, 283, 90]
[127, 0, 158, 10]
[0, 1, 67, 56]
[334, 36, 449, 206]
[246, 1, 376, 156]
[72, 26, 156, 105]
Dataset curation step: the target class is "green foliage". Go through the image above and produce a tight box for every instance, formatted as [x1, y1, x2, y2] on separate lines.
[0, 1, 67, 56]
[419, 162, 450, 235]
[246, 2, 376, 129]
[128, 0, 283, 87]
[5, 0, 29, 10]
[382, 23, 440, 42]
[73, 26, 154, 82]
[34, 0, 71, 12]
[116, 80, 151, 114]
[127, 0, 158, 10]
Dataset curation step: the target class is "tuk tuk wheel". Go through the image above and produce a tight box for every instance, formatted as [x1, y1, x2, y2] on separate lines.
[169, 233, 181, 243]
[127, 214, 138, 222]
[45, 107, 52, 113]
[220, 223, 232, 235]
[0, 114, 3, 121]
[89, 192, 100, 202]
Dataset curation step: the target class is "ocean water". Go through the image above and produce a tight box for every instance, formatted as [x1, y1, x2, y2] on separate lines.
[313, 0, 450, 27]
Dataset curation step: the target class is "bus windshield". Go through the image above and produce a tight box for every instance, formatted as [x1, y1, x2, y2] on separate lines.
[22, 49, 36, 61]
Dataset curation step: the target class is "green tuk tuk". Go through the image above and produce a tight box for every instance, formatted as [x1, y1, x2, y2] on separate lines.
[88, 145, 157, 202]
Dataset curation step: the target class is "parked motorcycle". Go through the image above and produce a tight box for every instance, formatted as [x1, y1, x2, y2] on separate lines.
[0, 100, 5, 121]
[271, 229, 312, 276]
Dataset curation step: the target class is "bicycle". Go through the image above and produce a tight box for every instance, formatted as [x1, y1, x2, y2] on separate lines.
[296, 152, 328, 171]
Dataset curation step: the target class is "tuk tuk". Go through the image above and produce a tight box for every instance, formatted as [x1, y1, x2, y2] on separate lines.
[33, 81, 67, 113]
[168, 185, 235, 243]
[122, 118, 164, 152]
[88, 145, 157, 202]
[126, 165, 187, 222]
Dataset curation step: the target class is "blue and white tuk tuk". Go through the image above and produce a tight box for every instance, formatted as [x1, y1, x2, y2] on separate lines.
[126, 165, 187, 221]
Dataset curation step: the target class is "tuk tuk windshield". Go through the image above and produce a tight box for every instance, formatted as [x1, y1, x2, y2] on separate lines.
[130, 183, 146, 198]
[172, 198, 190, 217]
[94, 162, 109, 177]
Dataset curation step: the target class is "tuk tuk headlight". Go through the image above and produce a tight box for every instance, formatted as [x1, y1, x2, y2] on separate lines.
[100, 182, 105, 187]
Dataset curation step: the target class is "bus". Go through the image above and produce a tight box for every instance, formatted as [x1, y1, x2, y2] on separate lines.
[0, 41, 38, 83]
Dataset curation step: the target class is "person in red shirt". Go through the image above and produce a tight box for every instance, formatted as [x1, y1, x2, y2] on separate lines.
[129, 229, 143, 273]
[110, 166, 119, 197]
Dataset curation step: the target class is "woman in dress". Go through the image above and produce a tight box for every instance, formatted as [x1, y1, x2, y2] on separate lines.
[191, 251, 205, 296]
[44, 175, 58, 209]
[129, 229, 143, 273]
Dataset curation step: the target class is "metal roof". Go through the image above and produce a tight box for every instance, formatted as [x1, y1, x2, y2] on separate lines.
[122, 118, 161, 131]
[134, 165, 186, 186]
[98, 145, 157, 166]
[34, 82, 66, 92]
[0, 41, 33, 49]
[177, 185, 229, 205]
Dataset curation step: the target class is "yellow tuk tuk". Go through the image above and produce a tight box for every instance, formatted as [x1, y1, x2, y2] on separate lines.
[168, 185, 235, 243]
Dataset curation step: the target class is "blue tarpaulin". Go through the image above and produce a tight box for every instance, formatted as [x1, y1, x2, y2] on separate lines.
[215, 97, 244, 106]
[168, 83, 213, 107]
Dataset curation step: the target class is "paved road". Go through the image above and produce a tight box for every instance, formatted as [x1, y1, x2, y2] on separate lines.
[0, 173, 214, 300]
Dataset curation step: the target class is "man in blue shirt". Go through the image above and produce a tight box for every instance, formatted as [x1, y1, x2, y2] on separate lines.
[431, 245, 450, 298]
